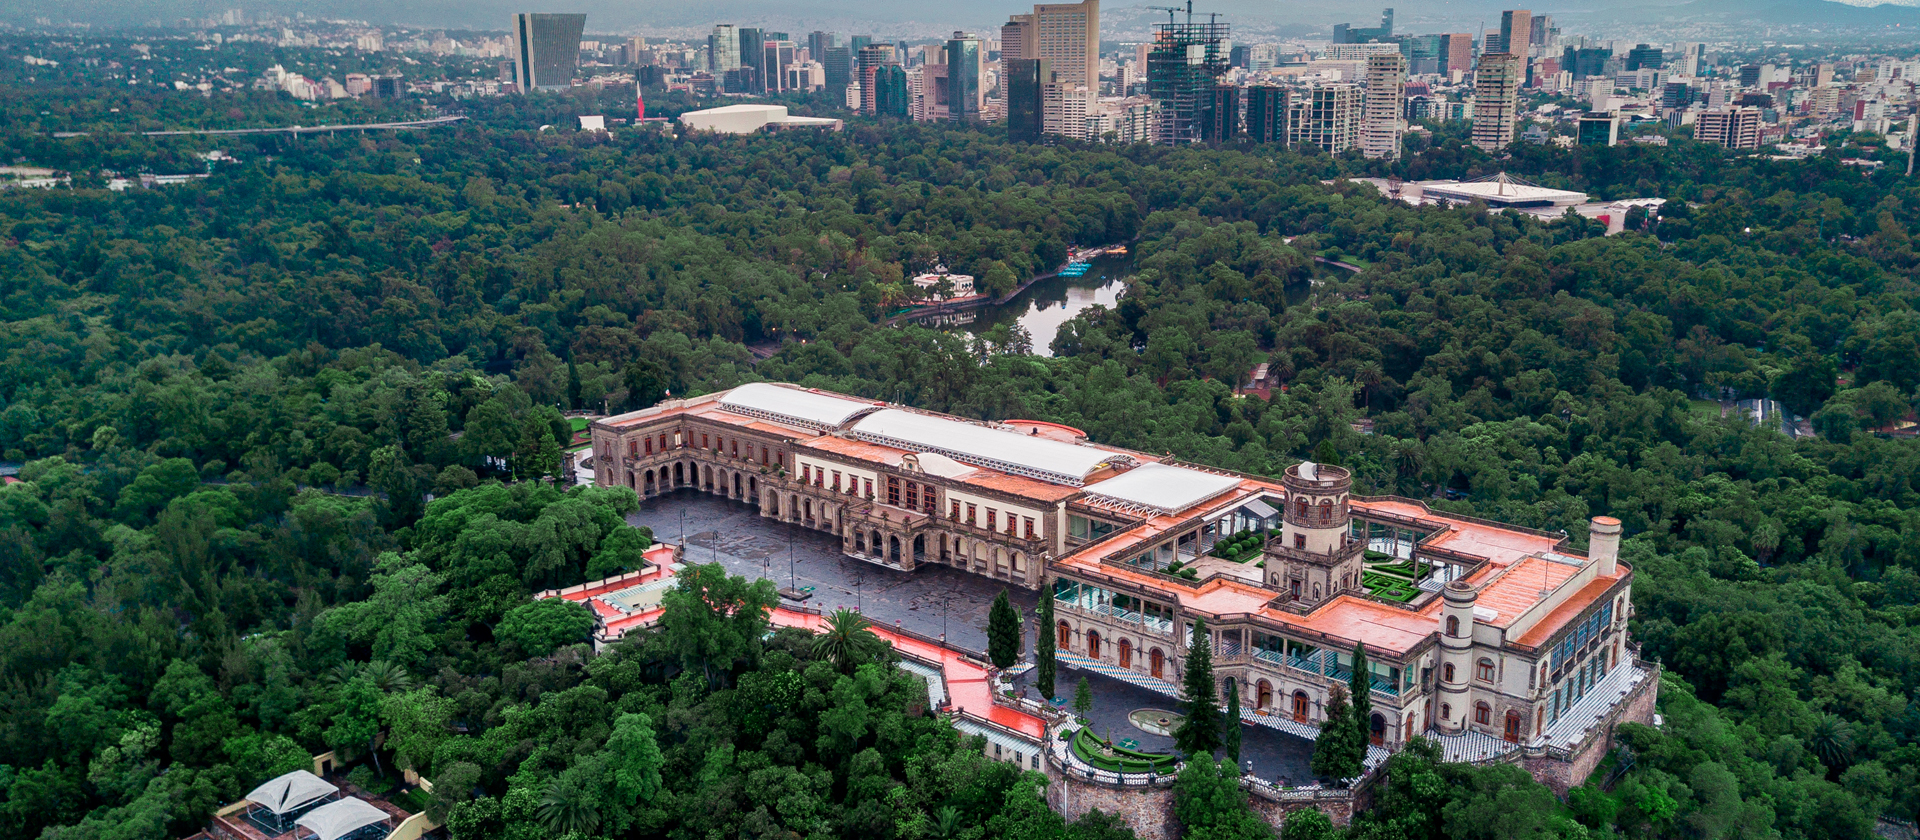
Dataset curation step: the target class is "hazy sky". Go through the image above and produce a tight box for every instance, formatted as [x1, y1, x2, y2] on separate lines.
[7, 0, 1919, 37]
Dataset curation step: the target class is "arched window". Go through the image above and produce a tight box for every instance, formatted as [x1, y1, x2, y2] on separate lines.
[1476, 658, 1496, 682]
[1475, 702, 1492, 726]
[1119, 639, 1132, 669]
[1317, 500, 1332, 522]
[1446, 615, 1460, 636]
[1443, 663, 1456, 683]
[1058, 621, 1072, 649]
[1295, 499, 1309, 518]
[1441, 703, 1452, 722]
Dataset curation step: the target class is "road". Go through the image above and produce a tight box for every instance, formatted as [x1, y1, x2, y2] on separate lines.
[52, 115, 468, 138]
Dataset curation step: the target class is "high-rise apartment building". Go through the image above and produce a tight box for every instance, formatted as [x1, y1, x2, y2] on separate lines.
[1202, 84, 1239, 142]
[1246, 85, 1287, 142]
[1362, 53, 1409, 159]
[709, 24, 740, 73]
[1286, 83, 1361, 153]
[1498, 10, 1531, 58]
[1694, 107, 1762, 149]
[1006, 58, 1047, 142]
[510, 13, 586, 91]
[946, 32, 983, 122]
[1471, 52, 1524, 152]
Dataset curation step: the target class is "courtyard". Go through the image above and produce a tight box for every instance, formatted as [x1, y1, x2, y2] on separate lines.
[628, 490, 1038, 652]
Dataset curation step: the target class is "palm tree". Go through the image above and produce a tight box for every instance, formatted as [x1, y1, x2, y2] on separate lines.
[537, 776, 602, 835]
[812, 609, 888, 673]
[362, 660, 416, 693]
[931, 805, 964, 839]
[1808, 714, 1854, 773]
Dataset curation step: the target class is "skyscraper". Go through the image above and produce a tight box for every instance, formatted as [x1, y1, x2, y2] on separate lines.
[945, 32, 983, 122]
[857, 44, 896, 115]
[1361, 53, 1408, 159]
[738, 28, 765, 91]
[824, 47, 853, 100]
[1032, 0, 1099, 91]
[1498, 10, 1531, 58]
[1693, 107, 1762, 149]
[1625, 44, 1663, 72]
[1577, 111, 1619, 146]
[1006, 58, 1047, 142]
[510, 13, 586, 91]
[709, 24, 740, 72]
[762, 40, 796, 93]
[1001, 14, 1033, 62]
[1146, 9, 1229, 145]
[874, 64, 911, 117]
[1245, 85, 1287, 143]
[809, 31, 833, 62]
[1471, 52, 1524, 152]
[1443, 33, 1474, 74]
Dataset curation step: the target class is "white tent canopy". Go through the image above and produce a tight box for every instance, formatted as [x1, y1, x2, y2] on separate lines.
[245, 770, 338, 816]
[295, 798, 390, 840]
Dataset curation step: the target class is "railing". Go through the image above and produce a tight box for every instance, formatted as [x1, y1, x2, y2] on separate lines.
[1046, 730, 1181, 789]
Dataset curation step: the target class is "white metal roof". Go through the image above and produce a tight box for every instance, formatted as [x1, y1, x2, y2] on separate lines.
[849, 409, 1130, 486]
[717, 383, 881, 432]
[293, 797, 389, 840]
[1083, 463, 1243, 515]
[245, 770, 337, 816]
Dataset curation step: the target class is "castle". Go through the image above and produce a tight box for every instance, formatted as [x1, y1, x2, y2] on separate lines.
[589, 382, 1656, 798]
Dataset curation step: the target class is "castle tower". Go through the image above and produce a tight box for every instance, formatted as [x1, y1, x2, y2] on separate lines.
[1266, 462, 1365, 606]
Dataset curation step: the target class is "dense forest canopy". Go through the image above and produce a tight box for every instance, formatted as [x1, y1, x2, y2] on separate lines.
[0, 77, 1918, 840]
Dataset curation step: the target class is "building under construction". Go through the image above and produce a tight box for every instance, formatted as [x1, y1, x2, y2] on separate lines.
[1145, 5, 1230, 145]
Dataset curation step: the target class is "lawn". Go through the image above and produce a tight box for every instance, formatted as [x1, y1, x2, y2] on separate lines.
[1362, 570, 1421, 602]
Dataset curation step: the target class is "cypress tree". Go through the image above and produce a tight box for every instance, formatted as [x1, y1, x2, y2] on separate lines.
[1174, 618, 1224, 757]
[987, 590, 1020, 669]
[1035, 590, 1057, 700]
[1348, 641, 1373, 759]
[1224, 679, 1242, 768]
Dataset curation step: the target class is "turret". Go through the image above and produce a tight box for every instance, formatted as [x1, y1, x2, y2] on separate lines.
[1436, 580, 1477, 733]
[1589, 516, 1621, 577]
[1266, 462, 1365, 604]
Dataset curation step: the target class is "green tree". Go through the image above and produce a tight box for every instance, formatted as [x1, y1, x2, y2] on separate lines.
[1347, 642, 1373, 761]
[987, 590, 1021, 669]
[1175, 618, 1223, 757]
[1280, 808, 1334, 840]
[1074, 676, 1094, 723]
[1224, 679, 1242, 768]
[1173, 754, 1273, 840]
[658, 562, 778, 686]
[497, 598, 595, 657]
[1311, 683, 1364, 783]
[1036, 591, 1057, 700]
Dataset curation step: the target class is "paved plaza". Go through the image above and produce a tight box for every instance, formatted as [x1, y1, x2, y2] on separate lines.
[631, 490, 1318, 782]
[628, 490, 1038, 652]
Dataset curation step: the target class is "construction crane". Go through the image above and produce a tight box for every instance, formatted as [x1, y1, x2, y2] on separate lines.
[1144, 2, 1191, 25]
